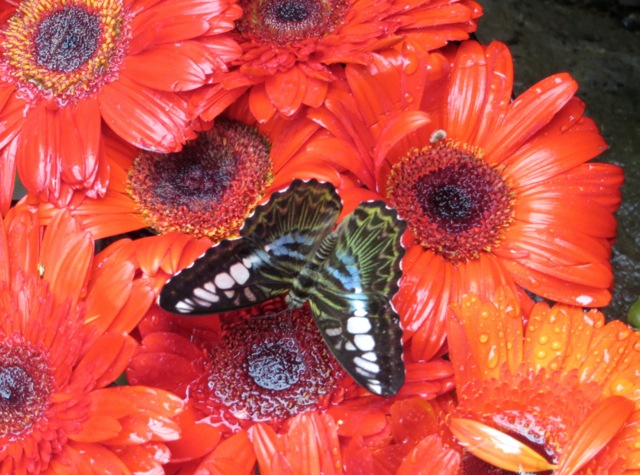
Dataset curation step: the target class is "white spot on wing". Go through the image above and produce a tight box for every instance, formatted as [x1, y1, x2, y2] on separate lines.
[368, 383, 383, 395]
[362, 352, 377, 362]
[354, 357, 380, 374]
[214, 272, 235, 289]
[353, 307, 367, 317]
[176, 301, 194, 313]
[229, 263, 250, 285]
[244, 287, 256, 302]
[325, 327, 342, 337]
[193, 297, 213, 307]
[347, 317, 371, 334]
[345, 341, 357, 351]
[354, 334, 375, 351]
[242, 257, 252, 268]
[204, 282, 217, 293]
[193, 287, 220, 303]
[224, 290, 234, 298]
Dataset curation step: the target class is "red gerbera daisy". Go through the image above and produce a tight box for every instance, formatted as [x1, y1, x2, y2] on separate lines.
[30, 94, 347, 241]
[0, 0, 242, 213]
[445, 288, 640, 475]
[307, 39, 623, 362]
[192, 0, 482, 122]
[0, 205, 184, 474]
[126, 293, 455, 474]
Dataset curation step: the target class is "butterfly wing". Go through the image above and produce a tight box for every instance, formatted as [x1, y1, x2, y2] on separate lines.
[308, 201, 407, 396]
[159, 179, 342, 316]
[158, 238, 290, 315]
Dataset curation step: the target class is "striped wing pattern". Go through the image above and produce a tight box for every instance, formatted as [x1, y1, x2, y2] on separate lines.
[158, 179, 342, 315]
[307, 202, 406, 396]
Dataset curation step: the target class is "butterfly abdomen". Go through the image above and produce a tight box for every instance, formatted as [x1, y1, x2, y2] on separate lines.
[286, 231, 338, 309]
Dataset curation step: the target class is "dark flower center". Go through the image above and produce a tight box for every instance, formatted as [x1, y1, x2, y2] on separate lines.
[387, 141, 514, 264]
[3, 0, 128, 99]
[191, 299, 345, 428]
[275, 1, 309, 22]
[247, 336, 306, 390]
[35, 6, 101, 73]
[128, 117, 274, 240]
[0, 336, 53, 439]
[238, 0, 347, 47]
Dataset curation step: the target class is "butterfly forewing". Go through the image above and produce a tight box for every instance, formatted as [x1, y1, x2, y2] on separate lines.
[159, 179, 343, 316]
[159, 238, 290, 315]
[307, 201, 407, 395]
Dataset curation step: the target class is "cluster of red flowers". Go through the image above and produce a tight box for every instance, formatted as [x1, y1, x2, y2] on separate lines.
[0, 0, 633, 473]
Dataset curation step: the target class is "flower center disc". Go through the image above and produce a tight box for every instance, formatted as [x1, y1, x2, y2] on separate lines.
[387, 141, 514, 264]
[128, 117, 274, 240]
[191, 299, 345, 426]
[3, 0, 129, 100]
[0, 336, 53, 440]
[237, 0, 347, 46]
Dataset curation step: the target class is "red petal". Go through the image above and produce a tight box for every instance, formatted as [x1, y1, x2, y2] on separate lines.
[302, 77, 328, 108]
[265, 67, 307, 116]
[446, 40, 487, 144]
[373, 111, 431, 172]
[166, 420, 221, 462]
[123, 43, 208, 91]
[473, 41, 513, 146]
[450, 418, 557, 473]
[0, 138, 17, 216]
[554, 396, 634, 475]
[58, 97, 101, 187]
[40, 209, 93, 306]
[249, 83, 277, 123]
[99, 76, 192, 152]
[0, 87, 28, 150]
[396, 435, 459, 475]
[483, 73, 578, 163]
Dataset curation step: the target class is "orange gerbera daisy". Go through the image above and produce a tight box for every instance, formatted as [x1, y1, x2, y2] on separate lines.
[191, 0, 482, 122]
[0, 205, 184, 474]
[306, 39, 623, 362]
[30, 93, 346, 241]
[126, 294, 455, 474]
[444, 288, 640, 475]
[0, 0, 242, 214]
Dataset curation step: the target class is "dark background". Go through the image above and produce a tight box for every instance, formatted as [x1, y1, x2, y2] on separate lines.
[474, 0, 640, 321]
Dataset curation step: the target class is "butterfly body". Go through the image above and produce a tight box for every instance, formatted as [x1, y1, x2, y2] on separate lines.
[159, 179, 407, 396]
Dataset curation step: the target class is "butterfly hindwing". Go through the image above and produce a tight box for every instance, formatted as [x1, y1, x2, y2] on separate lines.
[159, 238, 291, 315]
[306, 201, 407, 396]
[308, 290, 405, 396]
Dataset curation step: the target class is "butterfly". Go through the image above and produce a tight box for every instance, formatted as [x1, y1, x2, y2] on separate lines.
[159, 179, 407, 396]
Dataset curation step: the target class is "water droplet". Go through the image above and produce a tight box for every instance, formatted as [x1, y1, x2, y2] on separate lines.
[487, 346, 499, 368]
[549, 362, 558, 370]
[536, 350, 547, 359]
[507, 342, 513, 349]
[529, 326, 536, 332]
[617, 330, 630, 341]
[479, 334, 489, 343]
[551, 341, 562, 350]
[576, 295, 594, 306]
[538, 335, 548, 345]
[554, 327, 561, 334]
[634, 342, 640, 352]
[481, 310, 490, 319]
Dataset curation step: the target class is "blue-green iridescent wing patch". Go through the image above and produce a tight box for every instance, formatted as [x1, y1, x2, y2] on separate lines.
[307, 201, 406, 396]
[158, 179, 342, 315]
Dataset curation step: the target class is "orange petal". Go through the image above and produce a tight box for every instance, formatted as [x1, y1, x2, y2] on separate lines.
[449, 418, 557, 473]
[554, 396, 635, 475]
